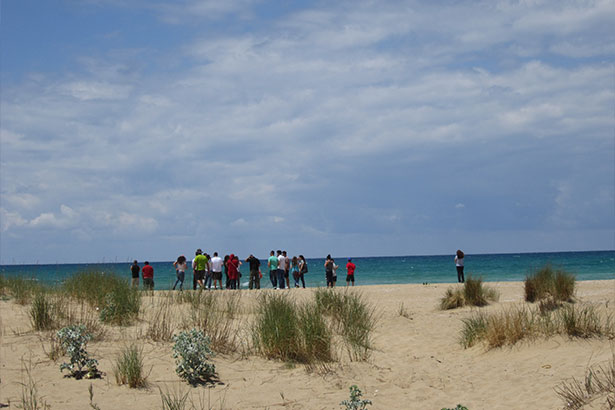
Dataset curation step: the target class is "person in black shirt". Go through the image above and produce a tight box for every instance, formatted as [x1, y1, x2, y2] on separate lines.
[246, 254, 261, 290]
[130, 260, 140, 288]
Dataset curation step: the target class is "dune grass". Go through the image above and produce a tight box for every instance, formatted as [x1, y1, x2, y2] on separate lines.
[252, 292, 334, 364]
[182, 291, 242, 354]
[440, 276, 499, 310]
[114, 344, 148, 388]
[460, 303, 614, 349]
[555, 353, 615, 410]
[62, 270, 141, 326]
[3, 276, 42, 305]
[524, 264, 575, 303]
[29, 291, 57, 331]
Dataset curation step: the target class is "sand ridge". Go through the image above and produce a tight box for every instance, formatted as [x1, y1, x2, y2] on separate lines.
[1, 280, 614, 409]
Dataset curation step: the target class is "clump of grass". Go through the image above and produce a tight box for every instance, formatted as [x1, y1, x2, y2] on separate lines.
[252, 292, 303, 362]
[147, 295, 175, 342]
[440, 288, 465, 310]
[114, 344, 148, 388]
[252, 292, 334, 364]
[5, 276, 41, 305]
[159, 386, 190, 410]
[555, 354, 615, 410]
[460, 303, 614, 349]
[99, 284, 141, 326]
[30, 291, 56, 331]
[313, 288, 376, 361]
[440, 278, 498, 310]
[524, 264, 575, 303]
[183, 292, 240, 354]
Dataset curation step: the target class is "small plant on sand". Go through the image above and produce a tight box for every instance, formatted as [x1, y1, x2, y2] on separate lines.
[99, 284, 141, 326]
[524, 264, 575, 303]
[57, 324, 99, 379]
[441, 406, 469, 410]
[19, 357, 51, 410]
[114, 344, 148, 388]
[340, 385, 372, 410]
[440, 288, 465, 310]
[172, 328, 216, 384]
[555, 353, 615, 409]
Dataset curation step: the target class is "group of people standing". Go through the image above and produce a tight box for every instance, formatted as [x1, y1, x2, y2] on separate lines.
[129, 250, 360, 291]
[266, 250, 308, 289]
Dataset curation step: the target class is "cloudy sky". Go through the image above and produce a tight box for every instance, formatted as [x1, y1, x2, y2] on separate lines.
[1, 0, 613, 264]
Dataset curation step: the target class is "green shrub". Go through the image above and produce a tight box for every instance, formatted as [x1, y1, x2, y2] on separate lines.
[57, 325, 99, 379]
[172, 328, 215, 384]
[442, 406, 469, 410]
[340, 385, 372, 410]
[114, 344, 147, 388]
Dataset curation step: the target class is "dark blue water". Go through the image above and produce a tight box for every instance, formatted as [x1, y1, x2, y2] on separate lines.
[1, 251, 612, 289]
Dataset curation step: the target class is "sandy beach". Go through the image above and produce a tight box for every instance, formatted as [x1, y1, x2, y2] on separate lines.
[1, 280, 613, 409]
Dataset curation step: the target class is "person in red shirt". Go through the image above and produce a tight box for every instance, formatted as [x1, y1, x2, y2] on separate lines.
[142, 261, 154, 291]
[346, 258, 356, 287]
[226, 254, 240, 290]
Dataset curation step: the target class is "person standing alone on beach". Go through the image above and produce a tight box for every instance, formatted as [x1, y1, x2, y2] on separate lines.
[346, 258, 356, 287]
[142, 261, 154, 291]
[130, 260, 140, 288]
[173, 255, 187, 290]
[455, 250, 465, 283]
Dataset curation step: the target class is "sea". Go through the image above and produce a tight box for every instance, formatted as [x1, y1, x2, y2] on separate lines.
[1, 251, 613, 289]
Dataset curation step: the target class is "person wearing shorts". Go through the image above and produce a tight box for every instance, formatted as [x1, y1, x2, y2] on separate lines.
[210, 252, 224, 289]
[130, 260, 140, 288]
[142, 261, 154, 290]
[346, 258, 356, 286]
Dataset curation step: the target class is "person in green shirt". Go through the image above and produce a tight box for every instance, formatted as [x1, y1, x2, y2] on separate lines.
[267, 250, 279, 289]
[193, 249, 209, 289]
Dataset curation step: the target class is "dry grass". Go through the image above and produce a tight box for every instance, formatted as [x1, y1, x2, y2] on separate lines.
[525, 264, 576, 303]
[440, 277, 499, 310]
[460, 302, 614, 349]
[555, 353, 615, 409]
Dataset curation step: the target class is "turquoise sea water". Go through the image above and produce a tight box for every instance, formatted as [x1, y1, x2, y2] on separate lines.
[1, 251, 613, 289]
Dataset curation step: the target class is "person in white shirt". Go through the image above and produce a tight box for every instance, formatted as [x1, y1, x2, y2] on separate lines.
[277, 250, 287, 289]
[210, 252, 224, 290]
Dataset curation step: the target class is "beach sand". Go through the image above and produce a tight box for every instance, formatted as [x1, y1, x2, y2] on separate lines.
[1, 280, 613, 409]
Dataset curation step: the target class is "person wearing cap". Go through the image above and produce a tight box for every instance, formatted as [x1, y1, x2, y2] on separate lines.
[346, 258, 356, 287]
[172, 255, 187, 290]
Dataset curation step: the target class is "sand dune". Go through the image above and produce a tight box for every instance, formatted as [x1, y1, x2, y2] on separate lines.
[1, 280, 613, 409]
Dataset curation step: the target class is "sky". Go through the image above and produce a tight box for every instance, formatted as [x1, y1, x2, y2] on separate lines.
[1, 0, 614, 264]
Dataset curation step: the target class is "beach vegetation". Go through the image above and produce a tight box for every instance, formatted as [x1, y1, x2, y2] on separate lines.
[555, 353, 615, 410]
[313, 288, 376, 361]
[146, 294, 175, 342]
[252, 292, 334, 364]
[29, 291, 57, 331]
[182, 291, 241, 354]
[57, 324, 100, 379]
[160, 386, 190, 410]
[19, 357, 51, 410]
[5, 276, 41, 305]
[460, 303, 614, 349]
[172, 328, 216, 384]
[440, 277, 498, 310]
[340, 385, 372, 410]
[98, 283, 141, 326]
[524, 264, 575, 303]
[441, 406, 469, 410]
[113, 343, 148, 388]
